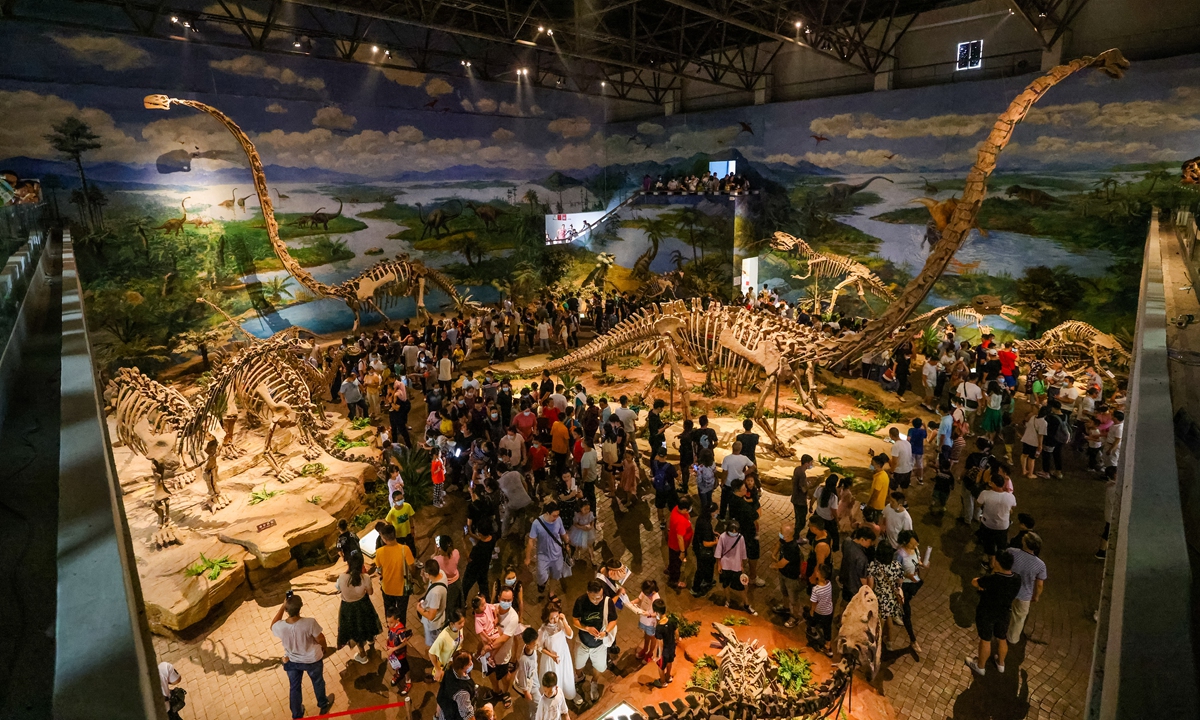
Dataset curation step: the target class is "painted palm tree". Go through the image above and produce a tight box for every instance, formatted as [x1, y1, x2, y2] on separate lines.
[522, 189, 541, 215]
[1093, 176, 1119, 202]
[666, 207, 706, 263]
[623, 216, 674, 279]
[261, 276, 294, 305]
[1142, 168, 1172, 194]
[45, 116, 102, 230]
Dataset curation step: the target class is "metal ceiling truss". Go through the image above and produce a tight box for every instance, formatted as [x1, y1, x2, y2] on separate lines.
[20, 0, 1024, 106]
[1007, 0, 1092, 49]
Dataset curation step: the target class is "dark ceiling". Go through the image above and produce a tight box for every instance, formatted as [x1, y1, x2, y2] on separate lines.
[11, 0, 1091, 104]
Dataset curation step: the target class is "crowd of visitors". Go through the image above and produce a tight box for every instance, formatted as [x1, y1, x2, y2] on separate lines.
[640, 171, 751, 194]
[246, 285, 1122, 720]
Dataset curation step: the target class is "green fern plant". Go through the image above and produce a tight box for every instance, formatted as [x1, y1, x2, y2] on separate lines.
[842, 415, 887, 435]
[722, 615, 750, 627]
[388, 445, 434, 511]
[184, 553, 237, 581]
[350, 416, 372, 430]
[818, 455, 850, 476]
[300, 462, 327, 477]
[332, 430, 369, 450]
[248, 485, 282, 505]
[669, 612, 700, 639]
[771, 648, 813, 696]
[616, 357, 642, 370]
[689, 654, 719, 691]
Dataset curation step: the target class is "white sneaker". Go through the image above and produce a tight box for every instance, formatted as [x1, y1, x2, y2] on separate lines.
[965, 658, 985, 676]
[353, 652, 369, 664]
[753, 577, 767, 587]
[995, 663, 1006, 673]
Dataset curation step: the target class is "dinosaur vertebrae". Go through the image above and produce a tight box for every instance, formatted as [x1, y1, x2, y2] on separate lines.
[830, 49, 1129, 366]
[1014, 320, 1130, 373]
[145, 95, 476, 329]
[645, 624, 853, 720]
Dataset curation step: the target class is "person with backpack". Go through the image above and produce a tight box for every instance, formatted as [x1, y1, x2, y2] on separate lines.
[1041, 399, 1069, 479]
[693, 415, 718, 459]
[526, 502, 572, 598]
[650, 452, 680, 530]
[959, 437, 994, 527]
[715, 519, 756, 616]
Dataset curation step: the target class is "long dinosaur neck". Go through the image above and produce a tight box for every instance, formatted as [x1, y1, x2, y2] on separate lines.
[169, 98, 333, 299]
[196, 297, 253, 342]
[830, 49, 1127, 365]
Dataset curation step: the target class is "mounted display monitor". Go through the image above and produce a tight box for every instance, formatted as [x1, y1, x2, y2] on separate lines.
[709, 160, 737, 177]
[545, 210, 606, 245]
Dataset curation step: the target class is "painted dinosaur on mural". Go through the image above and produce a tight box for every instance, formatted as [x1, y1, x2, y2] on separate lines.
[831, 48, 1130, 367]
[769, 231, 894, 314]
[143, 95, 479, 329]
[1182, 157, 1200, 185]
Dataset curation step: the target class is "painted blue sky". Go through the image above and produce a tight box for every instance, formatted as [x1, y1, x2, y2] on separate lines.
[4, 17, 1199, 181]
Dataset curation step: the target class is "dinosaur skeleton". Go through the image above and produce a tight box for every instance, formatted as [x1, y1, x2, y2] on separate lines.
[645, 623, 854, 720]
[830, 49, 1130, 368]
[527, 299, 851, 454]
[880, 295, 1016, 355]
[769, 232, 894, 314]
[144, 95, 479, 329]
[1014, 320, 1130, 375]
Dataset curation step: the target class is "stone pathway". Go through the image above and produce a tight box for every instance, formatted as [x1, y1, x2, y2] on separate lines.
[153, 411, 1105, 720]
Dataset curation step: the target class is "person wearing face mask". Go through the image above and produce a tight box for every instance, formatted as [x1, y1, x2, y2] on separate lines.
[472, 588, 521, 705]
[485, 405, 505, 444]
[497, 380, 514, 426]
[492, 566, 526, 617]
[435, 652, 477, 720]
[770, 521, 803, 627]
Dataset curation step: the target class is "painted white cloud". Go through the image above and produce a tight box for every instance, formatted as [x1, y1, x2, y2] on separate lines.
[1008, 136, 1177, 163]
[209, 55, 325, 91]
[637, 122, 664, 136]
[379, 67, 427, 87]
[811, 111, 992, 140]
[476, 98, 498, 113]
[530, 105, 544, 117]
[491, 128, 516, 144]
[499, 101, 524, 116]
[460, 98, 475, 112]
[764, 149, 904, 169]
[548, 116, 592, 138]
[265, 102, 287, 114]
[424, 78, 454, 96]
[50, 33, 150, 71]
[0, 90, 142, 163]
[312, 106, 357, 131]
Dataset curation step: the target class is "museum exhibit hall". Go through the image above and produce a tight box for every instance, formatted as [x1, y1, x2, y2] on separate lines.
[3, 0, 1200, 718]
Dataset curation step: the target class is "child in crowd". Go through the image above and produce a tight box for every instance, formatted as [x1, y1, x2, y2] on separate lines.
[652, 599, 677, 688]
[530, 439, 549, 489]
[617, 452, 639, 513]
[1085, 419, 1104, 472]
[513, 627, 541, 718]
[806, 563, 834, 656]
[385, 607, 412, 692]
[431, 446, 447, 508]
[536, 672, 570, 720]
[634, 579, 661, 662]
[949, 426, 967, 473]
[908, 418, 927, 486]
[931, 456, 955, 515]
[568, 500, 596, 567]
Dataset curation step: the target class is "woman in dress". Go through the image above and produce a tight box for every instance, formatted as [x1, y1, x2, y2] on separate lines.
[336, 550, 382, 663]
[568, 500, 596, 567]
[894, 530, 927, 655]
[537, 596, 576, 701]
[865, 546, 905, 651]
[616, 452, 639, 513]
[981, 381, 1005, 441]
[835, 476, 861, 536]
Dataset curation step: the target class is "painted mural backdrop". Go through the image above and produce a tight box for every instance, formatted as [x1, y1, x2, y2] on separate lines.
[594, 52, 1200, 344]
[4, 16, 1200, 373]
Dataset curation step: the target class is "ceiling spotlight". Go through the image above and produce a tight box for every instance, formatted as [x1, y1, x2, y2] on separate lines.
[293, 38, 302, 48]
[1038, 11, 1046, 17]
[600, 81, 606, 87]
[795, 21, 802, 28]
[170, 15, 179, 22]
[538, 26, 544, 32]
[547, 29, 553, 36]
[371, 45, 378, 52]
[384, 49, 391, 57]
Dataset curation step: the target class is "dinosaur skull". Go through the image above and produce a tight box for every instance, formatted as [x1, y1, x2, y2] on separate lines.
[144, 94, 172, 110]
[1092, 48, 1130, 79]
[971, 295, 1004, 316]
[1182, 157, 1200, 185]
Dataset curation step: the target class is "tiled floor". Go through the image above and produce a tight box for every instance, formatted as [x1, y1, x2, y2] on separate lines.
[154, 408, 1105, 720]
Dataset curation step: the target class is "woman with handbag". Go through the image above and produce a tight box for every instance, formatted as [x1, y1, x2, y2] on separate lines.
[337, 550, 383, 663]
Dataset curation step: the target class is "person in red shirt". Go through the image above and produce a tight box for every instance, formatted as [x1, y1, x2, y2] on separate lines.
[666, 497, 694, 589]
[529, 437, 549, 487]
[431, 448, 446, 508]
[997, 341, 1019, 391]
[512, 401, 538, 441]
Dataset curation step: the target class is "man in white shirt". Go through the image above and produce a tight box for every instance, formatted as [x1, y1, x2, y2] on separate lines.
[499, 426, 526, 469]
[956, 375, 983, 431]
[549, 385, 569, 414]
[536, 321, 552, 351]
[438, 355, 453, 393]
[460, 370, 481, 394]
[976, 468, 1017, 564]
[1104, 411, 1124, 477]
[888, 426, 914, 489]
[271, 594, 333, 719]
[881, 491, 913, 549]
[719, 440, 754, 519]
[480, 588, 523, 698]
[922, 356, 939, 409]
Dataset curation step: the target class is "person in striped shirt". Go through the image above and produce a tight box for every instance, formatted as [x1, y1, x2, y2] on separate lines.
[807, 563, 834, 656]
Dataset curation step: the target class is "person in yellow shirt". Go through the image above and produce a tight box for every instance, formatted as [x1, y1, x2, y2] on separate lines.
[371, 523, 415, 623]
[386, 490, 417, 554]
[865, 452, 891, 523]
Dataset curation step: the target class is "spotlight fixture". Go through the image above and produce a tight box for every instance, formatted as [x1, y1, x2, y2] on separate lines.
[384, 49, 391, 57]
[538, 25, 544, 32]
[371, 45, 378, 52]
[170, 15, 178, 22]
[547, 29, 553, 36]
[461, 59, 471, 67]
[293, 37, 302, 48]
[170, 14, 199, 32]
[795, 21, 802, 28]
[600, 81, 606, 87]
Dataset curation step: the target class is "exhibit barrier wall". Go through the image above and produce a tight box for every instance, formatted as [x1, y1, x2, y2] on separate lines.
[1085, 210, 1199, 719]
[56, 232, 165, 720]
[0, 225, 49, 440]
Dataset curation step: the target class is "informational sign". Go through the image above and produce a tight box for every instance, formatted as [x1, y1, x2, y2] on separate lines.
[545, 210, 606, 246]
[256, 519, 277, 532]
[740, 256, 759, 297]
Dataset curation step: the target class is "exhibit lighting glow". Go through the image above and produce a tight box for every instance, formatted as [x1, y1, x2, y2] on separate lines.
[547, 28, 553, 36]
[538, 26, 544, 32]
[371, 45, 378, 52]
[600, 81, 606, 86]
[795, 21, 802, 28]
[170, 15, 179, 22]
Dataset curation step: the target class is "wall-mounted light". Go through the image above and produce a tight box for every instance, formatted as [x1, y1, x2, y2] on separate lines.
[461, 60, 471, 67]
[371, 45, 378, 52]
[795, 21, 802, 28]
[600, 81, 606, 87]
